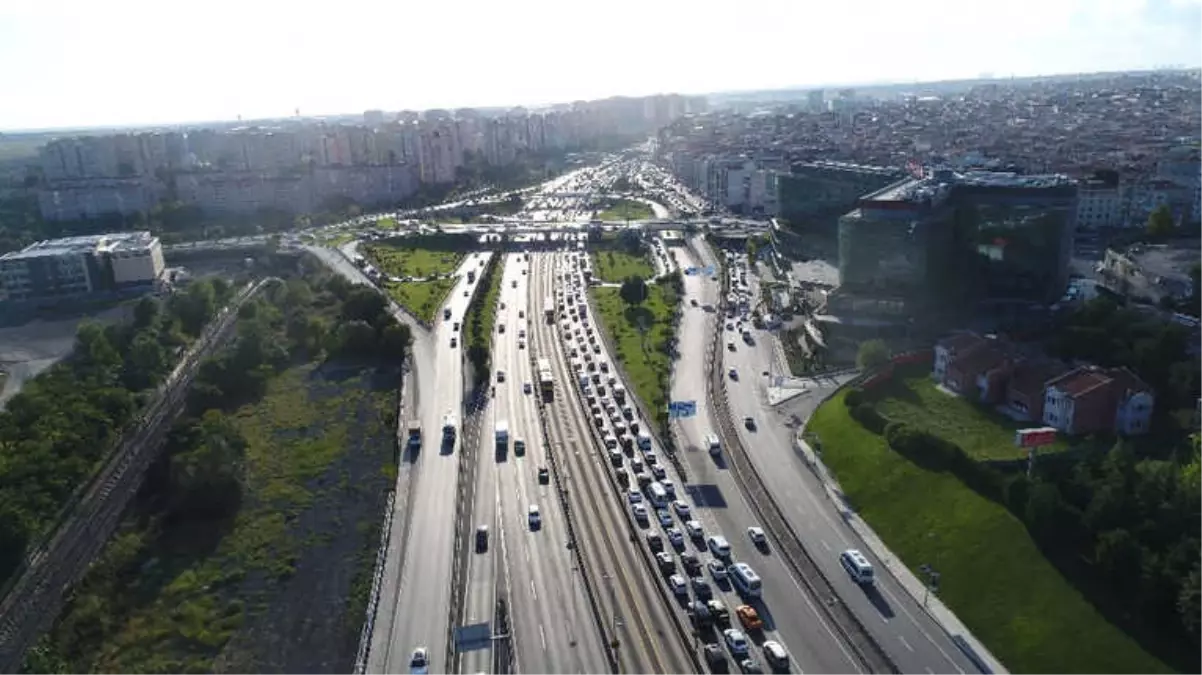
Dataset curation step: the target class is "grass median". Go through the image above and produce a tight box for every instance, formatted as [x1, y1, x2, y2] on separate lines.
[590, 283, 679, 434]
[590, 248, 656, 282]
[465, 254, 502, 389]
[362, 243, 463, 278]
[807, 389, 1172, 674]
[385, 278, 456, 323]
[597, 199, 654, 222]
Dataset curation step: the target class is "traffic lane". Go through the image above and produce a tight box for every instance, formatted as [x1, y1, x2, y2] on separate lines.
[722, 346, 975, 674]
[460, 444, 498, 675]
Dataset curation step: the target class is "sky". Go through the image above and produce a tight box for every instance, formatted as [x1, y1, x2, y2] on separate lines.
[0, 0, 1199, 131]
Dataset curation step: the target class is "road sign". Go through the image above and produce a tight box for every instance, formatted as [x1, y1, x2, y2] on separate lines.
[455, 622, 492, 652]
[1015, 427, 1057, 448]
[703, 265, 716, 276]
[684, 267, 698, 276]
[668, 401, 697, 419]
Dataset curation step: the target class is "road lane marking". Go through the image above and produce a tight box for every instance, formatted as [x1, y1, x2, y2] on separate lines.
[531, 578, 538, 600]
[821, 539, 831, 551]
[540, 624, 547, 650]
[899, 635, 914, 652]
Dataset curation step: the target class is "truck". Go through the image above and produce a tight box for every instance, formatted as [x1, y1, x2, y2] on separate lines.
[407, 420, 422, 449]
[495, 420, 509, 449]
[537, 358, 554, 400]
[544, 297, 555, 323]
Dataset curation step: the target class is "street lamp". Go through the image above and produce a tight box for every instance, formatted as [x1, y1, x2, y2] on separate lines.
[918, 563, 941, 608]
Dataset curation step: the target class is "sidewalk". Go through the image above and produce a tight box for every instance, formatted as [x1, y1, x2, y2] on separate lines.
[794, 437, 1009, 675]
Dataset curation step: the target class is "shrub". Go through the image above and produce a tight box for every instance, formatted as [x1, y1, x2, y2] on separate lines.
[851, 402, 888, 433]
[844, 387, 864, 409]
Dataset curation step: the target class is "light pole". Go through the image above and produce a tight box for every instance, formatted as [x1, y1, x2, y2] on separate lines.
[918, 563, 941, 608]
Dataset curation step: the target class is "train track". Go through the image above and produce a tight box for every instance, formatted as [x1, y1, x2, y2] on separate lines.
[530, 253, 693, 675]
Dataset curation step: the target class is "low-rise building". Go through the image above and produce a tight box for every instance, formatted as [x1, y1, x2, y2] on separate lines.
[1043, 366, 1154, 436]
[0, 231, 164, 303]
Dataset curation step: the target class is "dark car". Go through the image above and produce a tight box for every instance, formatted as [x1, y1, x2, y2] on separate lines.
[704, 644, 728, 672]
[538, 467, 550, 484]
[680, 552, 702, 576]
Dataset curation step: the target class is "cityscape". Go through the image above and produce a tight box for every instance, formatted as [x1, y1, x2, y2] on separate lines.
[0, 5, 1199, 675]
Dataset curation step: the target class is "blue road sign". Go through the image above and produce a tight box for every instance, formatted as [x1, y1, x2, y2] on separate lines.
[703, 265, 715, 276]
[668, 401, 697, 419]
[684, 267, 698, 276]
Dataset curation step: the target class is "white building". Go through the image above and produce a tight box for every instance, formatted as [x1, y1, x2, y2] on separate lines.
[0, 231, 164, 302]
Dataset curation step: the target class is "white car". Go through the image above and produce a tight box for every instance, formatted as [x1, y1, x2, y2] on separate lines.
[708, 558, 728, 581]
[672, 500, 691, 518]
[684, 519, 703, 539]
[410, 647, 429, 674]
[628, 488, 643, 504]
[724, 628, 750, 656]
[668, 574, 688, 596]
[748, 526, 767, 546]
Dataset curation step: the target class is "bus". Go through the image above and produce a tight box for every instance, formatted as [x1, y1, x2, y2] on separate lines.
[537, 358, 554, 400]
[730, 562, 762, 598]
[647, 481, 668, 507]
[544, 297, 555, 323]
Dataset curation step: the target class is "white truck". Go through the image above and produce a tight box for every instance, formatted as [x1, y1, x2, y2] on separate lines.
[495, 420, 510, 449]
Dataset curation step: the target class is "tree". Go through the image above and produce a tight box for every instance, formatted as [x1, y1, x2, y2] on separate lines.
[856, 339, 891, 371]
[619, 275, 648, 306]
[380, 322, 412, 358]
[132, 296, 160, 330]
[1147, 204, 1175, 238]
[168, 410, 248, 519]
[335, 320, 378, 356]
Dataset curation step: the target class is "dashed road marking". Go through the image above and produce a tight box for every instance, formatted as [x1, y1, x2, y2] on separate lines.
[899, 635, 914, 652]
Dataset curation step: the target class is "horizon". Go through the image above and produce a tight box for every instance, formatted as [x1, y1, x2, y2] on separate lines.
[2, 0, 1199, 133]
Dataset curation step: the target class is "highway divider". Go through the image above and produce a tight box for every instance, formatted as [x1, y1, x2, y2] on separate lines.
[704, 286, 900, 675]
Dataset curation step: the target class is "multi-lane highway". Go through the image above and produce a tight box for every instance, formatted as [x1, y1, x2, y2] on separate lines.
[719, 250, 979, 674]
[529, 252, 697, 674]
[462, 252, 609, 674]
[369, 253, 492, 675]
[669, 238, 864, 673]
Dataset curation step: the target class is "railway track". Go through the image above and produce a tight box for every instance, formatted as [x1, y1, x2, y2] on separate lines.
[530, 252, 692, 675]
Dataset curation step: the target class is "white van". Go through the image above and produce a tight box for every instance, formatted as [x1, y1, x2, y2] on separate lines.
[707, 535, 732, 560]
[636, 430, 652, 451]
[704, 432, 721, 456]
[840, 549, 875, 585]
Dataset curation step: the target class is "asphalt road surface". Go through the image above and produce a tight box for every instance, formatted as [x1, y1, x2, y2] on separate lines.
[721, 258, 979, 674]
[671, 238, 863, 673]
[370, 253, 492, 675]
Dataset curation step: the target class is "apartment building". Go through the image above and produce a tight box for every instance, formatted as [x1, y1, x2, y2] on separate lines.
[0, 231, 164, 303]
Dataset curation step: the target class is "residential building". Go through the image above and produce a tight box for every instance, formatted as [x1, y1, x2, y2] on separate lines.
[1043, 366, 1154, 436]
[1003, 358, 1070, 422]
[0, 231, 164, 302]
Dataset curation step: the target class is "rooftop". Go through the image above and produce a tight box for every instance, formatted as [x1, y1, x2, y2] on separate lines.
[1, 231, 157, 261]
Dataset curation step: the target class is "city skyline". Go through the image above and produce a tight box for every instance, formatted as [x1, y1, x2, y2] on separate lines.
[2, 0, 1200, 132]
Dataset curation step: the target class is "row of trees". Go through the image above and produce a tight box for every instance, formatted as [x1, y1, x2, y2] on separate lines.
[0, 278, 233, 584]
[465, 255, 502, 389]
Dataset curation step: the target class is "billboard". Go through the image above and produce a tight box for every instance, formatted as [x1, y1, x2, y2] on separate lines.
[1015, 427, 1057, 448]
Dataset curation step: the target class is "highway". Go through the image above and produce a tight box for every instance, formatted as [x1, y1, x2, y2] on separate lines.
[369, 252, 493, 675]
[529, 252, 695, 674]
[668, 238, 864, 673]
[719, 252, 979, 674]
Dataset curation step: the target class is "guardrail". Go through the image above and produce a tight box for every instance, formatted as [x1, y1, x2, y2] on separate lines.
[0, 277, 277, 671]
[704, 287, 899, 675]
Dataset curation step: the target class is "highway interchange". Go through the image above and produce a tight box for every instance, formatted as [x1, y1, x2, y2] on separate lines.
[302, 157, 994, 675]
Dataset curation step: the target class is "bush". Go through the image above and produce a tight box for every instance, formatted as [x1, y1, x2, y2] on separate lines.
[844, 387, 864, 409]
[851, 402, 888, 433]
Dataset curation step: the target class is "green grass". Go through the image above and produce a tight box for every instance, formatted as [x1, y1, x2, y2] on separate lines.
[30, 364, 398, 673]
[590, 248, 656, 282]
[362, 243, 463, 279]
[872, 370, 1092, 460]
[597, 199, 654, 222]
[321, 232, 356, 248]
[467, 257, 502, 352]
[807, 390, 1173, 675]
[376, 217, 398, 230]
[591, 284, 678, 433]
[385, 278, 456, 322]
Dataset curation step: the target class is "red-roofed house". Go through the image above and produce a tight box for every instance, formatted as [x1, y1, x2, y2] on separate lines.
[1003, 358, 1070, 422]
[1042, 366, 1155, 436]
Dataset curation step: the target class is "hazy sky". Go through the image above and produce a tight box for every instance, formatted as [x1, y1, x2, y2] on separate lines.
[1, 0, 1199, 131]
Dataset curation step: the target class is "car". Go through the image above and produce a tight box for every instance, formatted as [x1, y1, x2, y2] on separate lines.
[656, 509, 673, 527]
[518, 310, 525, 318]
[651, 465, 667, 480]
[523, 381, 533, 394]
[736, 605, 764, 631]
[762, 641, 790, 670]
[655, 551, 676, 573]
[704, 643, 727, 670]
[538, 467, 549, 484]
[668, 574, 688, 596]
[684, 519, 704, 539]
[724, 628, 750, 656]
[666, 527, 685, 549]
[498, 323, 505, 333]
[680, 552, 702, 576]
[671, 499, 691, 518]
[708, 558, 728, 581]
[409, 647, 429, 674]
[645, 530, 664, 552]
[707, 599, 731, 626]
[450, 337, 457, 348]
[691, 298, 699, 306]
[632, 503, 649, 522]
[692, 577, 713, 600]
[729, 368, 738, 380]
[496, 370, 506, 382]
[514, 438, 526, 456]
[528, 504, 541, 528]
[748, 527, 767, 547]
[475, 525, 489, 552]
[627, 488, 643, 504]
[463, 290, 469, 297]
[739, 658, 764, 673]
[744, 416, 756, 430]
[519, 340, 526, 350]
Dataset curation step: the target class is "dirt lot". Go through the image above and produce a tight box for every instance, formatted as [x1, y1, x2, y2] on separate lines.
[0, 304, 132, 407]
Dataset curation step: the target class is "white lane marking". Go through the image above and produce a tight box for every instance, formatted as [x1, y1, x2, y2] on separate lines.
[540, 624, 547, 650]
[820, 539, 832, 551]
[899, 635, 914, 652]
[531, 578, 538, 600]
